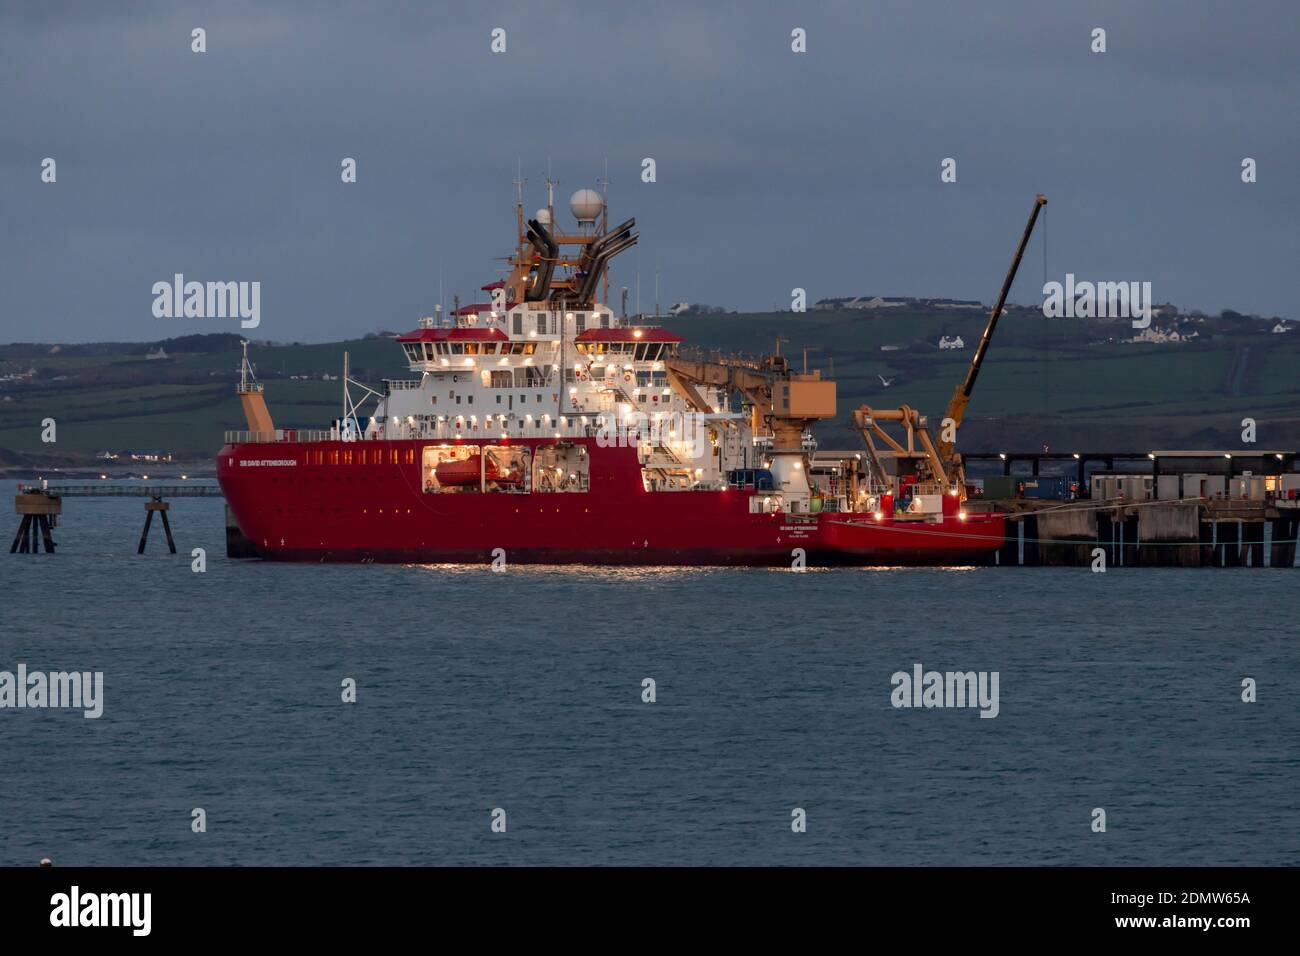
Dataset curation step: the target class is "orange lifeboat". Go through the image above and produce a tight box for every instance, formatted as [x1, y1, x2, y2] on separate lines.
[435, 455, 483, 486]
[435, 454, 524, 487]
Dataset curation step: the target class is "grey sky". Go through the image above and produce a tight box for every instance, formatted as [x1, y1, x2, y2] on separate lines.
[2, 0, 1297, 343]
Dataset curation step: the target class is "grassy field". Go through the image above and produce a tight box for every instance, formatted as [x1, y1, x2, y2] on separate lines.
[2, 311, 1298, 465]
[661, 311, 1300, 450]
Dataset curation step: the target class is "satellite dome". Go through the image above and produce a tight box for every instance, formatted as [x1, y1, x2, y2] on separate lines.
[569, 188, 603, 224]
[535, 208, 552, 227]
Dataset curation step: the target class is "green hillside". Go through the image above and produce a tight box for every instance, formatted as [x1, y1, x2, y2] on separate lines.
[2, 310, 1298, 467]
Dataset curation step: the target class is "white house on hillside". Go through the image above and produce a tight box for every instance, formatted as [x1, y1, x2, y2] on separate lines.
[938, 335, 965, 350]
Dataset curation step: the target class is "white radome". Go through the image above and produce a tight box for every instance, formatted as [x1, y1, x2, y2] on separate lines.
[535, 208, 552, 227]
[569, 188, 603, 223]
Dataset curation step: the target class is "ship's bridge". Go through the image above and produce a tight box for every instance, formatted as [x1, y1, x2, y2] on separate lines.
[573, 326, 683, 363]
[395, 303, 630, 372]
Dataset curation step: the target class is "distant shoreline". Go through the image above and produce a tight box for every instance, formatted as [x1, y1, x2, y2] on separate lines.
[2, 461, 216, 482]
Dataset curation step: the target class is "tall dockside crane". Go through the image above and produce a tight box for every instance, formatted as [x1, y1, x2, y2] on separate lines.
[853, 193, 1047, 496]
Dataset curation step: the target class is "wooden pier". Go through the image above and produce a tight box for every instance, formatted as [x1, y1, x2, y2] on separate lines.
[10, 481, 222, 555]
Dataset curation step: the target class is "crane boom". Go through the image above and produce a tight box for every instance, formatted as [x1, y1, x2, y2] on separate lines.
[664, 355, 836, 453]
[939, 193, 1047, 462]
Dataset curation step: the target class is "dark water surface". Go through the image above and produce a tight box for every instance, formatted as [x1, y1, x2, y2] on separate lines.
[1, 492, 1296, 865]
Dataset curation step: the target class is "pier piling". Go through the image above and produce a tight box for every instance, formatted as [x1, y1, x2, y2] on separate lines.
[10, 492, 61, 554]
[138, 498, 177, 554]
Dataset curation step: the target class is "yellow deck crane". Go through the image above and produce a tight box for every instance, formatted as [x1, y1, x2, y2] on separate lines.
[853, 193, 1047, 498]
[665, 352, 837, 512]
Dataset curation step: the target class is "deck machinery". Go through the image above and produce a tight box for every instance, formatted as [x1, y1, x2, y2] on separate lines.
[853, 194, 1048, 500]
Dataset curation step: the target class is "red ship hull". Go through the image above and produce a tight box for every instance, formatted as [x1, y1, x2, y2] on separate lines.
[217, 438, 1005, 566]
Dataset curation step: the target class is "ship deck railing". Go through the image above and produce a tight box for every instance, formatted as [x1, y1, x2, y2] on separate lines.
[225, 421, 638, 444]
[381, 379, 424, 392]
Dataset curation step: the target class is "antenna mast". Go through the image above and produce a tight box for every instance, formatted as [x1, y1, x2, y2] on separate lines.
[513, 159, 527, 249]
[545, 158, 557, 227]
[598, 158, 610, 304]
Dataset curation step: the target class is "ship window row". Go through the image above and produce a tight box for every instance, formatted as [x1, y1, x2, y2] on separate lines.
[303, 448, 417, 466]
[576, 343, 674, 361]
[404, 342, 541, 362]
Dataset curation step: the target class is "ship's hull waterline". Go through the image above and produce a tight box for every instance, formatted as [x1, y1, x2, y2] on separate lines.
[218, 438, 1005, 566]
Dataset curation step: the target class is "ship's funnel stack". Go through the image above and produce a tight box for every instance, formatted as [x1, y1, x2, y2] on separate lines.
[524, 219, 559, 302]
